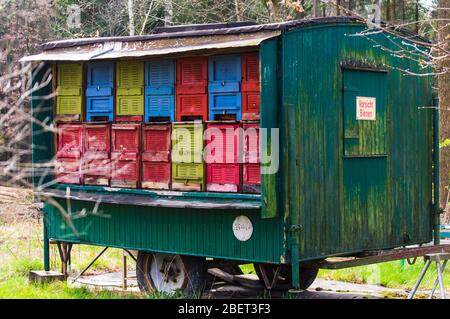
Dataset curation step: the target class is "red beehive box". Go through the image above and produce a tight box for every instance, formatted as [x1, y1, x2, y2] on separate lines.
[142, 124, 171, 189]
[205, 123, 240, 192]
[242, 53, 260, 121]
[55, 158, 82, 184]
[111, 123, 140, 188]
[83, 123, 111, 185]
[242, 53, 260, 92]
[242, 123, 260, 193]
[242, 92, 260, 121]
[55, 124, 83, 184]
[176, 57, 207, 94]
[176, 94, 208, 121]
[57, 124, 83, 159]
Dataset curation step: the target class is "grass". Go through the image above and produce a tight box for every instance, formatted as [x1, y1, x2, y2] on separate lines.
[0, 276, 140, 299]
[0, 213, 166, 299]
[1, 201, 449, 298]
[242, 261, 449, 292]
[318, 259, 450, 291]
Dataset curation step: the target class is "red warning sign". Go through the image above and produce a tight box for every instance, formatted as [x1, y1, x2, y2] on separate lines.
[356, 96, 376, 121]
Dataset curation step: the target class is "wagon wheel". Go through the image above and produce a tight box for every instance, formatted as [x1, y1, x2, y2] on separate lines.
[254, 263, 319, 290]
[136, 251, 207, 296]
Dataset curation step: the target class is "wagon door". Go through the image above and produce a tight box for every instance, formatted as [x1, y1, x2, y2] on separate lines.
[342, 69, 388, 246]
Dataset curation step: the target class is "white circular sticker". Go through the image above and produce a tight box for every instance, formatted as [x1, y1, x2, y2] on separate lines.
[232, 215, 253, 241]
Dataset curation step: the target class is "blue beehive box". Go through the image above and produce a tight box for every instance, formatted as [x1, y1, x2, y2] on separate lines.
[208, 92, 242, 120]
[208, 55, 242, 120]
[145, 60, 175, 122]
[86, 62, 114, 122]
[208, 55, 241, 92]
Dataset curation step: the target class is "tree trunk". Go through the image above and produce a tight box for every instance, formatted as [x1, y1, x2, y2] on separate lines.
[128, 0, 135, 36]
[313, 0, 319, 17]
[438, 0, 450, 222]
[415, 0, 419, 33]
[234, 0, 242, 22]
[265, 0, 277, 21]
[386, 0, 391, 22]
[164, 0, 173, 26]
[400, 0, 406, 22]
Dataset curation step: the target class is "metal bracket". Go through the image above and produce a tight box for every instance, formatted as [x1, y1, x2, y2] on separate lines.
[289, 224, 301, 233]
[71, 246, 109, 283]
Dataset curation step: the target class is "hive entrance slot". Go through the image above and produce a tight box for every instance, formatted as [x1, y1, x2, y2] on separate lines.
[213, 113, 237, 121]
[180, 115, 204, 121]
[116, 115, 143, 122]
[89, 115, 110, 122]
[55, 114, 81, 123]
[147, 116, 171, 123]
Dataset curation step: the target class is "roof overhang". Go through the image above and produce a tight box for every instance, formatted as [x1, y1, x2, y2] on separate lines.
[20, 30, 280, 62]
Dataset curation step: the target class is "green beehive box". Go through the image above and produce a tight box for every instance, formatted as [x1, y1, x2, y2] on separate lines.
[56, 63, 83, 119]
[116, 95, 144, 115]
[172, 122, 204, 191]
[116, 61, 144, 116]
[56, 96, 82, 115]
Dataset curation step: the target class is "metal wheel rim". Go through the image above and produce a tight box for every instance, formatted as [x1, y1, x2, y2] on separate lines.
[148, 253, 187, 293]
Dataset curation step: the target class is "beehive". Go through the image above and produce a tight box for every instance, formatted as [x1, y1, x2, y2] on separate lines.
[56, 63, 83, 121]
[29, 20, 439, 291]
[171, 122, 204, 191]
[144, 60, 175, 122]
[242, 123, 260, 193]
[205, 123, 240, 192]
[83, 123, 111, 185]
[176, 57, 208, 121]
[55, 124, 83, 184]
[208, 92, 242, 121]
[116, 61, 144, 121]
[142, 124, 171, 189]
[208, 55, 242, 120]
[111, 123, 141, 188]
[241, 52, 260, 120]
[86, 62, 114, 122]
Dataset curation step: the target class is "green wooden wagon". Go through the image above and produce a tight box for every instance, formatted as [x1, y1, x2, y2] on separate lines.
[22, 17, 445, 294]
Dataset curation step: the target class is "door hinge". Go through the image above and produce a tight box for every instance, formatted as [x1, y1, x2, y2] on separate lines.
[289, 224, 302, 233]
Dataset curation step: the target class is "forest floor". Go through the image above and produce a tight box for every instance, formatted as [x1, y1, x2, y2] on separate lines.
[0, 186, 449, 299]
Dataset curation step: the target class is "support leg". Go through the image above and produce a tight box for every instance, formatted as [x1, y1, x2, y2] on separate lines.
[429, 260, 447, 299]
[43, 222, 50, 271]
[436, 259, 447, 299]
[71, 246, 109, 283]
[56, 242, 73, 278]
[407, 259, 431, 299]
[123, 252, 127, 290]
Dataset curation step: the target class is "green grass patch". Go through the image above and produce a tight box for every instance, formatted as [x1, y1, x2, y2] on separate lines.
[0, 275, 140, 299]
[318, 259, 450, 290]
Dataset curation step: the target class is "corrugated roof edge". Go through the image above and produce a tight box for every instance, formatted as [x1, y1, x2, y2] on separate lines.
[152, 21, 258, 34]
[41, 16, 430, 51]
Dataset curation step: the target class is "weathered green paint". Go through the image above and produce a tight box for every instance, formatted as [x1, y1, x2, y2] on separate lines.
[44, 199, 284, 263]
[30, 21, 434, 269]
[281, 24, 433, 261]
[433, 95, 440, 244]
[31, 63, 54, 188]
[43, 219, 50, 271]
[31, 63, 54, 271]
[260, 38, 280, 219]
[343, 70, 387, 156]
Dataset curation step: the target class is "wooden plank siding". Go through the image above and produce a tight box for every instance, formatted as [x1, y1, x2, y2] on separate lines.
[281, 24, 433, 260]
